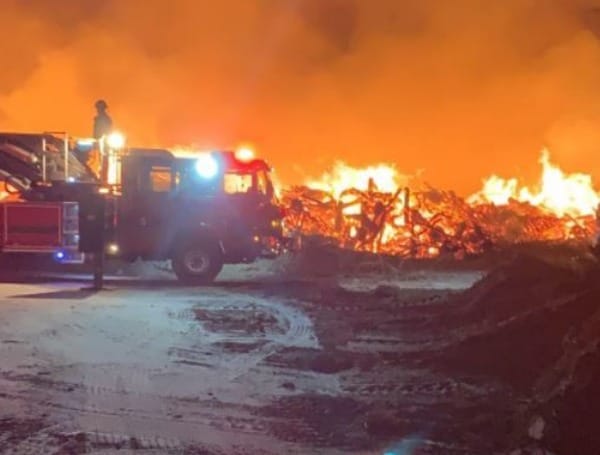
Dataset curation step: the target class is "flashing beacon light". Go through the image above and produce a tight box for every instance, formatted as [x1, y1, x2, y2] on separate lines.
[54, 250, 65, 262]
[106, 131, 126, 149]
[195, 152, 219, 179]
[76, 138, 96, 148]
[235, 146, 255, 162]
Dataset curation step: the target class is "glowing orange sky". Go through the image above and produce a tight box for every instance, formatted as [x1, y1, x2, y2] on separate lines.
[2, 0, 600, 195]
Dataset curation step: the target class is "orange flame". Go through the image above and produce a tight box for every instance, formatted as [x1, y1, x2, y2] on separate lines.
[469, 149, 600, 217]
[295, 149, 599, 259]
[0, 182, 21, 201]
[305, 161, 407, 198]
[305, 161, 410, 247]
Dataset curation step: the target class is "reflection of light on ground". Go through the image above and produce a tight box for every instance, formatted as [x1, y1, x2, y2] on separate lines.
[383, 434, 425, 455]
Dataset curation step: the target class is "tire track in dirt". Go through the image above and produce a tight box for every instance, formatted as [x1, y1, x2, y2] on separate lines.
[0, 287, 330, 454]
[186, 294, 320, 384]
[0, 374, 286, 452]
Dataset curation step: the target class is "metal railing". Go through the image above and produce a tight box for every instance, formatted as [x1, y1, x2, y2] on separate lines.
[41, 131, 70, 182]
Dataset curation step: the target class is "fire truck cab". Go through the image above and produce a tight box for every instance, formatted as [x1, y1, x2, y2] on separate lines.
[110, 148, 283, 283]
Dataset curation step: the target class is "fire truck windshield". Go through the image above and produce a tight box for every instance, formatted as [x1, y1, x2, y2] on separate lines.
[174, 164, 274, 199]
[224, 173, 253, 194]
[223, 170, 273, 197]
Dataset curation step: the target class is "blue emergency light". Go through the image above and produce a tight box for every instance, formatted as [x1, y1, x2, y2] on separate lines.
[195, 153, 219, 179]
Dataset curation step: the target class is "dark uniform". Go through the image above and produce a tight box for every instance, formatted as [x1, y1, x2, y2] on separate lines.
[93, 99, 113, 139]
[88, 100, 113, 177]
[90, 99, 112, 289]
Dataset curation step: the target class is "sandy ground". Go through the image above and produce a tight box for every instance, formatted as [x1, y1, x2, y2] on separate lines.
[0, 260, 490, 454]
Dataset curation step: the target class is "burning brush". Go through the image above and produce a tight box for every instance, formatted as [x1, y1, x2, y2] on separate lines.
[281, 150, 600, 259]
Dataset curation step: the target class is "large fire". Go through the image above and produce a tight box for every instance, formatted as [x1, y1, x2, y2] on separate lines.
[469, 149, 600, 218]
[305, 161, 406, 199]
[282, 150, 600, 258]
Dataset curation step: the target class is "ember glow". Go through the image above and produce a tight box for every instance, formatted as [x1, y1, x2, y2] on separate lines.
[282, 151, 599, 258]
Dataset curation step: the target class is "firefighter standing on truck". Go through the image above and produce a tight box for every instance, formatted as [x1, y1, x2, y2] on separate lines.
[94, 99, 112, 138]
[87, 99, 113, 178]
[89, 99, 112, 289]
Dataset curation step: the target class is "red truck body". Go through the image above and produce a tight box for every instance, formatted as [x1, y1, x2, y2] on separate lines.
[0, 200, 82, 261]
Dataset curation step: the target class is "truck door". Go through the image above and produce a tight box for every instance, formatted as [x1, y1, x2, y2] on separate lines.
[118, 156, 176, 258]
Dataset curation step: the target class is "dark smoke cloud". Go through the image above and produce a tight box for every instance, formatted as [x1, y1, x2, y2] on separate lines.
[2, 0, 600, 193]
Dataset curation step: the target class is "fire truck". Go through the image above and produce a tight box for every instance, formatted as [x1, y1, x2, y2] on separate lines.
[0, 132, 285, 284]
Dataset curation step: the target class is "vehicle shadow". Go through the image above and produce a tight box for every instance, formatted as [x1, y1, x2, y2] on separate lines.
[0, 272, 315, 292]
[11, 289, 98, 300]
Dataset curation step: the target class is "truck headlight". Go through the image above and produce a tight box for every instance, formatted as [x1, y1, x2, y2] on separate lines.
[106, 243, 120, 255]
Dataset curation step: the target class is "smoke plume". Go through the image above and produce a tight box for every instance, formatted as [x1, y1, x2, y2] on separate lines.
[2, 0, 600, 193]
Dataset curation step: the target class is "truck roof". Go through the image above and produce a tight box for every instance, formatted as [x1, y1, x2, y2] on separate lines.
[128, 148, 271, 173]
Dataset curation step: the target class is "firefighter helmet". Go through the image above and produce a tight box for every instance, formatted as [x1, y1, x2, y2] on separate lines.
[95, 99, 108, 110]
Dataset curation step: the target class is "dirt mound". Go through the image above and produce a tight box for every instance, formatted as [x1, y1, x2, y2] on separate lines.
[276, 240, 592, 284]
[432, 252, 600, 452]
[280, 236, 416, 278]
[277, 237, 343, 277]
[450, 253, 587, 324]
[543, 349, 600, 455]
[441, 289, 598, 392]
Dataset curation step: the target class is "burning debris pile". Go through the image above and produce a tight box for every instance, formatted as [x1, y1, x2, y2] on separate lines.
[282, 151, 599, 259]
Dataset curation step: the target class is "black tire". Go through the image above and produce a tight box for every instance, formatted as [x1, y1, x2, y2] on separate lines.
[171, 240, 223, 285]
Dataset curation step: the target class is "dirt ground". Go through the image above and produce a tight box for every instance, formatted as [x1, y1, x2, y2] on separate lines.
[0, 245, 598, 454]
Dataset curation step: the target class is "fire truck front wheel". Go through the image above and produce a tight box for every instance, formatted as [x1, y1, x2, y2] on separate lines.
[171, 240, 223, 285]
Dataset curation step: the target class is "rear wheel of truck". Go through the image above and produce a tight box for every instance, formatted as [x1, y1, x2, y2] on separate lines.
[171, 240, 223, 285]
